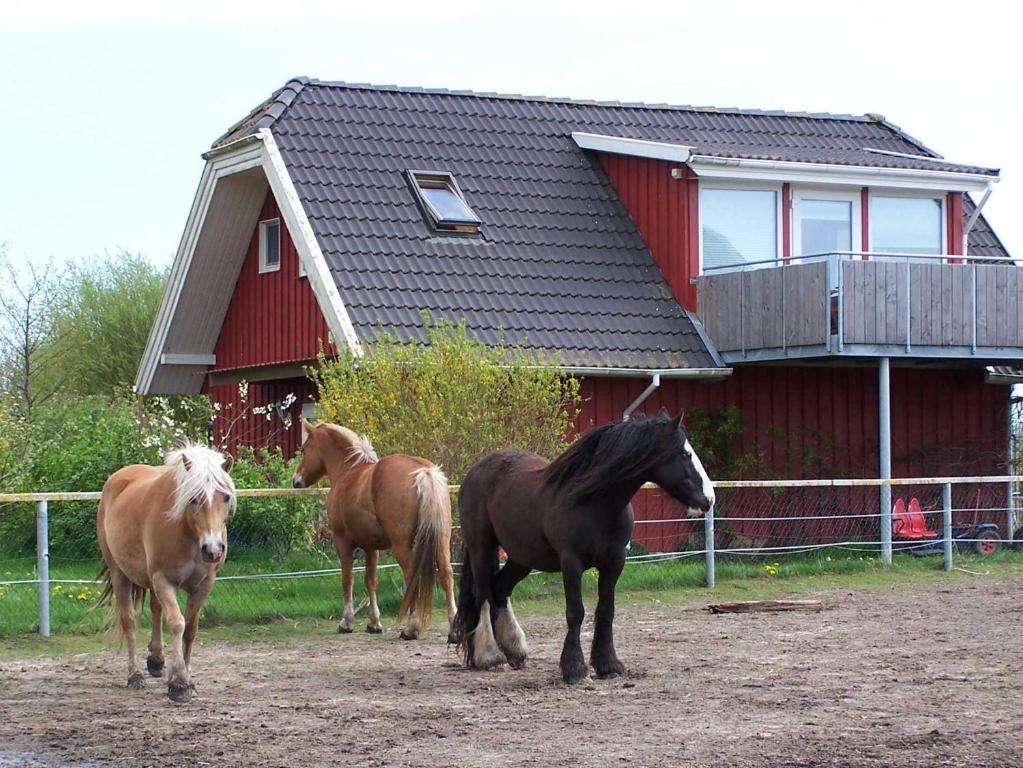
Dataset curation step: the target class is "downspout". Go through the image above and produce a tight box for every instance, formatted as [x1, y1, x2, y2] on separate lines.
[961, 183, 993, 258]
[623, 373, 661, 421]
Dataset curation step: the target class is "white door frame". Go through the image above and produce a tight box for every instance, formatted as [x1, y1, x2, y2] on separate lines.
[791, 187, 862, 259]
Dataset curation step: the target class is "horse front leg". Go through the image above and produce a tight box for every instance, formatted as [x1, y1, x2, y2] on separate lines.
[146, 590, 165, 678]
[364, 548, 383, 633]
[333, 536, 356, 634]
[151, 573, 192, 703]
[183, 579, 214, 670]
[559, 555, 588, 684]
[590, 555, 625, 679]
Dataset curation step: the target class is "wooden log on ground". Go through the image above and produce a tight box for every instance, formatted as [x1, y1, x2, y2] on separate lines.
[705, 600, 823, 614]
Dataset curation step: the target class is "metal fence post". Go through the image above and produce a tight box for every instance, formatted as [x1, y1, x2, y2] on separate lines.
[36, 499, 50, 637]
[878, 358, 892, 565]
[942, 483, 953, 573]
[705, 506, 716, 588]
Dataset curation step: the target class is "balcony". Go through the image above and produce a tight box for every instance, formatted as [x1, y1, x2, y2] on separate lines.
[695, 253, 1023, 363]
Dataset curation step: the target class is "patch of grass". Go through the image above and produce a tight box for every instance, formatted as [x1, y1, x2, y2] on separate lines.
[1, 548, 1019, 659]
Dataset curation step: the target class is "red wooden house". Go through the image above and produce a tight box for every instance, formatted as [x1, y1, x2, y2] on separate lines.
[136, 78, 1020, 549]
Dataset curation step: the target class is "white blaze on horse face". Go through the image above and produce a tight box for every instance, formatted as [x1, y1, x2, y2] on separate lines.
[683, 438, 715, 513]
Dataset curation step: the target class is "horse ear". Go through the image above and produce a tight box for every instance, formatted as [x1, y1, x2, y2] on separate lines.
[301, 417, 315, 435]
[222, 453, 234, 474]
[181, 454, 193, 472]
[672, 412, 683, 429]
[657, 406, 670, 418]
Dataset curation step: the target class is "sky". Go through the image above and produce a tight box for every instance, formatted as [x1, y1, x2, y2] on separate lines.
[1, 1, 1020, 269]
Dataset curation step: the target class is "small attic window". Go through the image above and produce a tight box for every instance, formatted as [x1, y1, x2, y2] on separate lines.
[408, 171, 481, 233]
[259, 218, 281, 273]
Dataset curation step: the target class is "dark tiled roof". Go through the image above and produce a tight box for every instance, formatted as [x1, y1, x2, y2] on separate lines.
[965, 195, 1011, 261]
[218, 79, 1010, 367]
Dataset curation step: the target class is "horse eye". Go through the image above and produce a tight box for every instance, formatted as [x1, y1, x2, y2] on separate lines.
[190, 496, 201, 506]
[224, 493, 232, 504]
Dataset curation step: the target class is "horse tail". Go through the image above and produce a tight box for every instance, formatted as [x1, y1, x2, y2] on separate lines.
[397, 465, 451, 628]
[454, 543, 478, 665]
[91, 562, 146, 637]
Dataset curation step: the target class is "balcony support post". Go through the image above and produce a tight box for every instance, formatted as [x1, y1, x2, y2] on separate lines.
[879, 356, 893, 565]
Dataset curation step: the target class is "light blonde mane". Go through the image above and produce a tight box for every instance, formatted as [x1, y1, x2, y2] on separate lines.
[327, 425, 378, 465]
[164, 444, 237, 521]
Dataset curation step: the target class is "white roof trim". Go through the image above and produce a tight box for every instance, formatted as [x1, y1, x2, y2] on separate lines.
[572, 132, 693, 163]
[136, 132, 363, 395]
[135, 139, 265, 394]
[259, 129, 362, 355]
[688, 154, 998, 193]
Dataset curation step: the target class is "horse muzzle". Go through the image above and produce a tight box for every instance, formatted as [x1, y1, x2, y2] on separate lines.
[200, 538, 226, 563]
[292, 475, 305, 489]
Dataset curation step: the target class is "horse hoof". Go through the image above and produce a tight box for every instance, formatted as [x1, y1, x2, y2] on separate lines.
[337, 624, 354, 634]
[126, 672, 146, 689]
[447, 631, 459, 645]
[146, 656, 165, 678]
[167, 681, 194, 703]
[595, 665, 625, 680]
[366, 625, 383, 634]
[508, 656, 528, 671]
[399, 629, 419, 641]
[561, 661, 589, 684]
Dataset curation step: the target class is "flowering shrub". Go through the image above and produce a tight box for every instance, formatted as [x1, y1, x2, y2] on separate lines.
[311, 317, 581, 482]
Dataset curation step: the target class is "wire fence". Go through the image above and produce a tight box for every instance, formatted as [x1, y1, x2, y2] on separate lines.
[1, 477, 1020, 636]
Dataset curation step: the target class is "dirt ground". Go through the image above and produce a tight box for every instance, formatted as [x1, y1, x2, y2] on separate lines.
[1, 576, 1022, 768]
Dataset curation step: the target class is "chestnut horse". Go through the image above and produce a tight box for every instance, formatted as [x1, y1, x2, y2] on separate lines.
[96, 445, 235, 702]
[454, 410, 714, 683]
[292, 419, 457, 641]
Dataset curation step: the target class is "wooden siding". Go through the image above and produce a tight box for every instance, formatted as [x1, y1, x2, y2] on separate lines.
[697, 262, 828, 352]
[598, 155, 699, 310]
[976, 264, 1023, 347]
[578, 366, 1010, 550]
[212, 191, 333, 372]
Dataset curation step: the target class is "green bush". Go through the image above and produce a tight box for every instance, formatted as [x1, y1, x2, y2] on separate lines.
[229, 447, 321, 560]
[311, 316, 581, 482]
[0, 392, 201, 558]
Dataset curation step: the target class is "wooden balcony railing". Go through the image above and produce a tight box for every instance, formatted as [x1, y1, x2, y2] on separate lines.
[695, 252, 1023, 362]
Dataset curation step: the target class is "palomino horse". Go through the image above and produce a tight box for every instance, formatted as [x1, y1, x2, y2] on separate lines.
[96, 445, 235, 702]
[292, 419, 457, 641]
[455, 410, 714, 683]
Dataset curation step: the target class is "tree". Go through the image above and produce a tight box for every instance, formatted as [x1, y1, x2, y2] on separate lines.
[49, 251, 166, 398]
[311, 318, 582, 482]
[0, 246, 69, 418]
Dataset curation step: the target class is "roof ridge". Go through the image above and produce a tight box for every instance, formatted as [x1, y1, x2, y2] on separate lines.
[864, 112, 944, 159]
[211, 76, 310, 148]
[303, 78, 876, 123]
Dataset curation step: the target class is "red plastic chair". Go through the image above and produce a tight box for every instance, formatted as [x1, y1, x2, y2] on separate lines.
[892, 497, 939, 540]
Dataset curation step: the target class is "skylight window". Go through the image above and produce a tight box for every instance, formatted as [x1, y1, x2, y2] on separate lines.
[408, 171, 481, 233]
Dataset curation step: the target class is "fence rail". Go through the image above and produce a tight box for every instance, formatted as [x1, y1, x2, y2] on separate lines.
[2, 475, 1020, 637]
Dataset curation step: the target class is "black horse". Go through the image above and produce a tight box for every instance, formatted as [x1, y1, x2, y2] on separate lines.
[454, 410, 714, 683]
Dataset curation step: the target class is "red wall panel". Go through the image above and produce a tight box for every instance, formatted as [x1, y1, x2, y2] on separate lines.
[212, 192, 333, 372]
[598, 155, 699, 310]
[206, 377, 316, 459]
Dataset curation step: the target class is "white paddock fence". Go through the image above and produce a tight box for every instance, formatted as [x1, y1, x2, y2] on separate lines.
[0, 476, 1019, 637]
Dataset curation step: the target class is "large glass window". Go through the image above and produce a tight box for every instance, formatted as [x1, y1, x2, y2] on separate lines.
[871, 196, 942, 254]
[799, 199, 852, 255]
[701, 188, 778, 271]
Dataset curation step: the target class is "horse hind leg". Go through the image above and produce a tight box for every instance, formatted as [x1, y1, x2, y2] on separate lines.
[463, 547, 505, 669]
[109, 569, 145, 689]
[394, 546, 421, 641]
[437, 538, 458, 645]
[146, 591, 165, 677]
[364, 549, 383, 633]
[492, 560, 531, 669]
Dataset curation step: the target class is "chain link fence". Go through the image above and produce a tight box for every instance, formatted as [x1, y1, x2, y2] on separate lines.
[1, 477, 1020, 636]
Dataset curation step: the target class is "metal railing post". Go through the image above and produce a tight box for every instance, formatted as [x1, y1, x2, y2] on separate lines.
[942, 483, 953, 573]
[705, 506, 716, 588]
[36, 500, 50, 637]
[879, 358, 892, 565]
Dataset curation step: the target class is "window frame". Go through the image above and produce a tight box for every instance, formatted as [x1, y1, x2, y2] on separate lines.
[790, 186, 862, 260]
[698, 181, 783, 274]
[258, 217, 282, 274]
[867, 189, 947, 257]
[407, 170, 481, 234]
